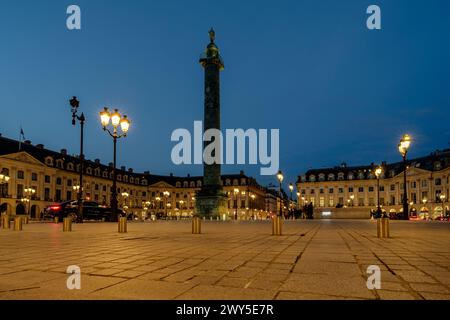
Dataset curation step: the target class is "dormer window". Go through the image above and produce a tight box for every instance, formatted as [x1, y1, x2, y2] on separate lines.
[56, 159, 64, 168]
[45, 157, 54, 166]
[309, 175, 316, 182]
[95, 168, 100, 176]
[67, 163, 74, 171]
[129, 177, 134, 183]
[358, 172, 365, 180]
[225, 179, 231, 186]
[103, 171, 108, 178]
[338, 172, 344, 180]
[241, 178, 246, 185]
[135, 178, 139, 185]
[176, 182, 181, 188]
[197, 180, 202, 187]
[183, 181, 188, 188]
[318, 174, 325, 182]
[86, 167, 92, 175]
[190, 181, 195, 187]
[117, 174, 121, 181]
[328, 174, 335, 181]
[348, 172, 354, 180]
[434, 162, 441, 170]
[142, 179, 147, 186]
[233, 179, 239, 186]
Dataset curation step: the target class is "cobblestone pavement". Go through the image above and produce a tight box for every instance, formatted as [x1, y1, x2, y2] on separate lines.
[0, 219, 449, 300]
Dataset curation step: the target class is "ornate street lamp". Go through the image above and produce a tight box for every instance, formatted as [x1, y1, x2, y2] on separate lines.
[374, 166, 383, 218]
[289, 183, 294, 217]
[121, 192, 129, 212]
[398, 134, 412, 220]
[296, 191, 300, 210]
[163, 191, 170, 219]
[70, 97, 85, 223]
[233, 188, 239, 220]
[99, 107, 131, 219]
[440, 194, 447, 217]
[277, 170, 284, 218]
[24, 187, 35, 216]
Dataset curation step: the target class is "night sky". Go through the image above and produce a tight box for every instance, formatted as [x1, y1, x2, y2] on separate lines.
[1, 0, 449, 189]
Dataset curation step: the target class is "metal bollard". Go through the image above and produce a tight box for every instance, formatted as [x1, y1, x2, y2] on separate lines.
[272, 216, 282, 236]
[63, 218, 72, 232]
[54, 217, 59, 224]
[14, 216, 22, 231]
[192, 216, 201, 234]
[382, 218, 390, 238]
[2, 215, 10, 229]
[118, 217, 127, 233]
[377, 218, 382, 238]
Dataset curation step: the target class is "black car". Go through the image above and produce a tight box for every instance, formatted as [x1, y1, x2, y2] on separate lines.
[44, 200, 127, 222]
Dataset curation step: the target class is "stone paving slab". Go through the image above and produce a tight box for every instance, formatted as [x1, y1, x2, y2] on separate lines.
[0, 220, 449, 300]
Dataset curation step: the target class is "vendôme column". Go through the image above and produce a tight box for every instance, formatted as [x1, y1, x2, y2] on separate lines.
[195, 29, 228, 218]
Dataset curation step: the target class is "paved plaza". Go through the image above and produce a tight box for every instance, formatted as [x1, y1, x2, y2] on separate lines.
[0, 219, 449, 300]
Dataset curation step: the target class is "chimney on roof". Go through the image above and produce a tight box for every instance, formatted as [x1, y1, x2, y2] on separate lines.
[170, 173, 173, 177]
[187, 174, 190, 178]
[61, 149, 67, 155]
[128, 168, 133, 173]
[108, 162, 113, 167]
[341, 162, 347, 168]
[94, 159, 100, 164]
[240, 170, 244, 175]
[36, 144, 44, 149]
[24, 140, 31, 145]
[121, 166, 126, 171]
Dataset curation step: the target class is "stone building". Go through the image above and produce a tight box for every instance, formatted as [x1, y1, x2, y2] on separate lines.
[0, 135, 270, 220]
[297, 149, 450, 219]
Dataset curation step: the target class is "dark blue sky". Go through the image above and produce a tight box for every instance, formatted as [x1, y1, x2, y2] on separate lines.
[1, 0, 449, 189]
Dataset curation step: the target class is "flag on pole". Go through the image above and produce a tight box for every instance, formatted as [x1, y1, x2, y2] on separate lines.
[18, 126, 26, 151]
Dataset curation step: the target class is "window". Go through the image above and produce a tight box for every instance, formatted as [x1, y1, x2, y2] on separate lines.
[66, 191, 72, 201]
[309, 175, 316, 182]
[176, 182, 181, 188]
[67, 163, 74, 171]
[318, 174, 325, 182]
[17, 170, 24, 179]
[338, 188, 344, 193]
[348, 173, 354, 180]
[225, 179, 231, 186]
[358, 187, 364, 193]
[421, 180, 427, 187]
[103, 185, 107, 192]
[55, 189, 62, 202]
[45, 157, 53, 166]
[67, 179, 72, 187]
[241, 200, 245, 208]
[17, 184, 24, 198]
[95, 168, 100, 176]
[319, 197, 325, 207]
[197, 180, 202, 187]
[380, 198, 385, 205]
[348, 187, 354, 192]
[117, 175, 121, 181]
[379, 186, 385, 192]
[329, 188, 334, 194]
[390, 185, 395, 191]
[301, 189, 305, 195]
[435, 178, 442, 186]
[319, 188, 324, 194]
[358, 172, 365, 180]
[368, 186, 374, 192]
[56, 160, 64, 168]
[56, 177, 62, 185]
[411, 181, 416, 189]
[183, 181, 188, 188]
[338, 197, 344, 205]
[310, 189, 315, 194]
[421, 191, 428, 201]
[142, 191, 146, 197]
[369, 198, 375, 206]
[44, 188, 50, 201]
[358, 198, 365, 206]
[328, 174, 335, 181]
[95, 184, 99, 191]
[31, 173, 37, 181]
[338, 172, 344, 180]
[329, 198, 334, 207]
[190, 181, 195, 187]
[103, 171, 108, 178]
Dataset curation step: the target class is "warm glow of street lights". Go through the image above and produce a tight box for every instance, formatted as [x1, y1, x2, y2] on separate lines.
[0, 174, 10, 182]
[277, 170, 284, 183]
[374, 166, 383, 178]
[100, 107, 111, 127]
[398, 134, 412, 158]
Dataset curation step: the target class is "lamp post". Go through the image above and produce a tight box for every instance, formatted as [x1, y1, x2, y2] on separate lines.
[350, 194, 355, 207]
[163, 191, 170, 219]
[277, 170, 284, 218]
[289, 183, 294, 217]
[296, 192, 300, 210]
[233, 188, 239, 220]
[0, 174, 10, 215]
[374, 166, 383, 218]
[24, 187, 35, 216]
[99, 107, 131, 219]
[121, 192, 129, 213]
[398, 134, 412, 220]
[250, 194, 256, 219]
[440, 194, 446, 217]
[70, 97, 85, 223]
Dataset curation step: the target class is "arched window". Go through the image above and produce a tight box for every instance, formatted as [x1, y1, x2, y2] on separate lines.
[176, 182, 181, 188]
[67, 163, 74, 171]
[309, 175, 316, 182]
[183, 181, 188, 188]
[95, 168, 100, 176]
[86, 167, 92, 175]
[318, 174, 325, 182]
[233, 179, 239, 186]
[358, 172, 365, 180]
[348, 172, 354, 180]
[103, 171, 108, 178]
[338, 172, 344, 180]
[225, 179, 231, 186]
[45, 157, 54, 166]
[56, 159, 64, 168]
[328, 174, 335, 181]
[117, 174, 122, 181]
[190, 181, 195, 187]
[197, 180, 202, 187]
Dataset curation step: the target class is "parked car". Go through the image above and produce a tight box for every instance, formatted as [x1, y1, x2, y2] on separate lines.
[43, 200, 128, 222]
